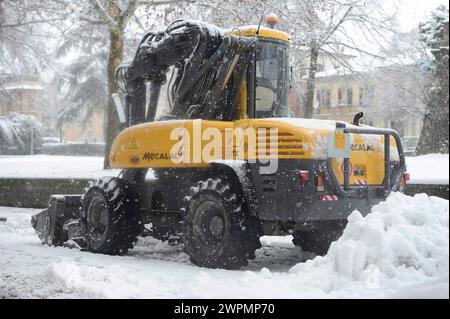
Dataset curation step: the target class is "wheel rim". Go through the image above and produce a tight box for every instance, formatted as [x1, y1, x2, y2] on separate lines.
[86, 193, 109, 242]
[194, 200, 226, 246]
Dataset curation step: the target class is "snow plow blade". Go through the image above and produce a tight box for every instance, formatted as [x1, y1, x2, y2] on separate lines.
[31, 195, 84, 247]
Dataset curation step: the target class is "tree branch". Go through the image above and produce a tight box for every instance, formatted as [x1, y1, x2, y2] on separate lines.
[0, 17, 66, 28]
[120, 0, 139, 28]
[319, 4, 354, 47]
[79, 15, 107, 25]
[89, 0, 118, 29]
[139, 0, 196, 6]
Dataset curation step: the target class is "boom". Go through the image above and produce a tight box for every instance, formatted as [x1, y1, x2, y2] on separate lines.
[116, 19, 255, 126]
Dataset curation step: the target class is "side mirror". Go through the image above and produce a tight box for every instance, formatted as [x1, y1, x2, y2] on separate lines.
[112, 93, 126, 124]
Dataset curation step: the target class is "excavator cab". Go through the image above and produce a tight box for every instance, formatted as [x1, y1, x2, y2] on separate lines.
[251, 34, 290, 118]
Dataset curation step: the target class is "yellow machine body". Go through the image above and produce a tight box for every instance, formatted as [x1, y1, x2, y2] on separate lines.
[110, 118, 399, 186]
[225, 26, 291, 42]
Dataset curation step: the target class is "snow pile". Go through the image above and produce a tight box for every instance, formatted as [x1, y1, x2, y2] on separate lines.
[0, 155, 120, 179]
[290, 193, 449, 298]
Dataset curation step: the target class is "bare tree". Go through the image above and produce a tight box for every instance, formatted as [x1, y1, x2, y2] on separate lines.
[173, 0, 398, 119]
[81, 0, 139, 168]
[0, 0, 69, 73]
[83, 0, 194, 168]
[356, 30, 433, 123]
[0, 0, 70, 126]
[281, 0, 397, 118]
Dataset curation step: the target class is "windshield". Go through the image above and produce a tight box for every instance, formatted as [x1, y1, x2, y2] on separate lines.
[254, 41, 289, 118]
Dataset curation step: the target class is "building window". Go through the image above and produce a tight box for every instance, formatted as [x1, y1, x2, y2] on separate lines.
[317, 88, 331, 108]
[359, 86, 374, 107]
[338, 87, 353, 107]
[347, 88, 353, 106]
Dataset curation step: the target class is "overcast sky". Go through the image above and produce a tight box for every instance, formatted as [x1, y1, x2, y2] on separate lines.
[395, 0, 449, 31]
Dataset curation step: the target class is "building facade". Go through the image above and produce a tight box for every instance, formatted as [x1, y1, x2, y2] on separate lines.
[0, 75, 44, 118]
[0, 74, 104, 143]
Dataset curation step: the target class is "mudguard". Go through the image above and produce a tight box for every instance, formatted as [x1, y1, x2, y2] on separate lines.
[209, 160, 259, 217]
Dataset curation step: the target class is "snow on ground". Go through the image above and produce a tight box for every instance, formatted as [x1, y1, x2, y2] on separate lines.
[0, 155, 120, 179]
[406, 153, 449, 185]
[0, 154, 448, 185]
[0, 193, 448, 299]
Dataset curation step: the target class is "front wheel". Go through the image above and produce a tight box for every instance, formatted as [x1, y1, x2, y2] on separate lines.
[182, 178, 261, 269]
[81, 177, 143, 255]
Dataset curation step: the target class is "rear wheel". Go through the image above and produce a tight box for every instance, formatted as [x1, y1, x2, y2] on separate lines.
[182, 178, 261, 269]
[81, 177, 143, 255]
[292, 221, 346, 256]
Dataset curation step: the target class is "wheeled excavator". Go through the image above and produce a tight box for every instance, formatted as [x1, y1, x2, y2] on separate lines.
[32, 18, 408, 269]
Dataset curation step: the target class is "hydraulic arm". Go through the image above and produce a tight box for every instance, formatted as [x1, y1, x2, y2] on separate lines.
[116, 19, 255, 125]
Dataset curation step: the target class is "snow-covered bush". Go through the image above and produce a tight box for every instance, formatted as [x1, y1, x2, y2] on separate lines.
[0, 113, 50, 155]
[416, 5, 449, 154]
[419, 5, 449, 50]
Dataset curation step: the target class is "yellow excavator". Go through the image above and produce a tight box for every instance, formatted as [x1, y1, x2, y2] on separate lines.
[32, 18, 408, 269]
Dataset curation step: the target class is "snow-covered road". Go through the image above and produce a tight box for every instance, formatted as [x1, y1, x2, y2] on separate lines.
[0, 193, 448, 299]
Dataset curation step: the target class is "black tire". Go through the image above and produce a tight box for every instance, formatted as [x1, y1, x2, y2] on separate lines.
[182, 178, 261, 269]
[292, 221, 346, 256]
[81, 177, 143, 255]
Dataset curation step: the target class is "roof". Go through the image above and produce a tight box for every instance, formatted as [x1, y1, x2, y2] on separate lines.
[312, 56, 422, 80]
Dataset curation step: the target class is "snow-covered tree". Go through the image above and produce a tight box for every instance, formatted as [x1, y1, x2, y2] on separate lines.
[0, 0, 68, 76]
[416, 6, 449, 155]
[419, 5, 449, 50]
[0, 112, 49, 155]
[0, 0, 74, 128]
[52, 16, 109, 129]
[367, 30, 433, 122]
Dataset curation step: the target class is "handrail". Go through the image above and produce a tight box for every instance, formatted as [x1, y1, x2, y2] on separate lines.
[327, 125, 406, 198]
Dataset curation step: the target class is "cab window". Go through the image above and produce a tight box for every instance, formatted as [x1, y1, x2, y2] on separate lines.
[254, 42, 289, 118]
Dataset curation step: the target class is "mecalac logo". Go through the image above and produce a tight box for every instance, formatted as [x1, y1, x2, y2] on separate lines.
[129, 138, 140, 149]
[351, 144, 375, 152]
[142, 152, 171, 161]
